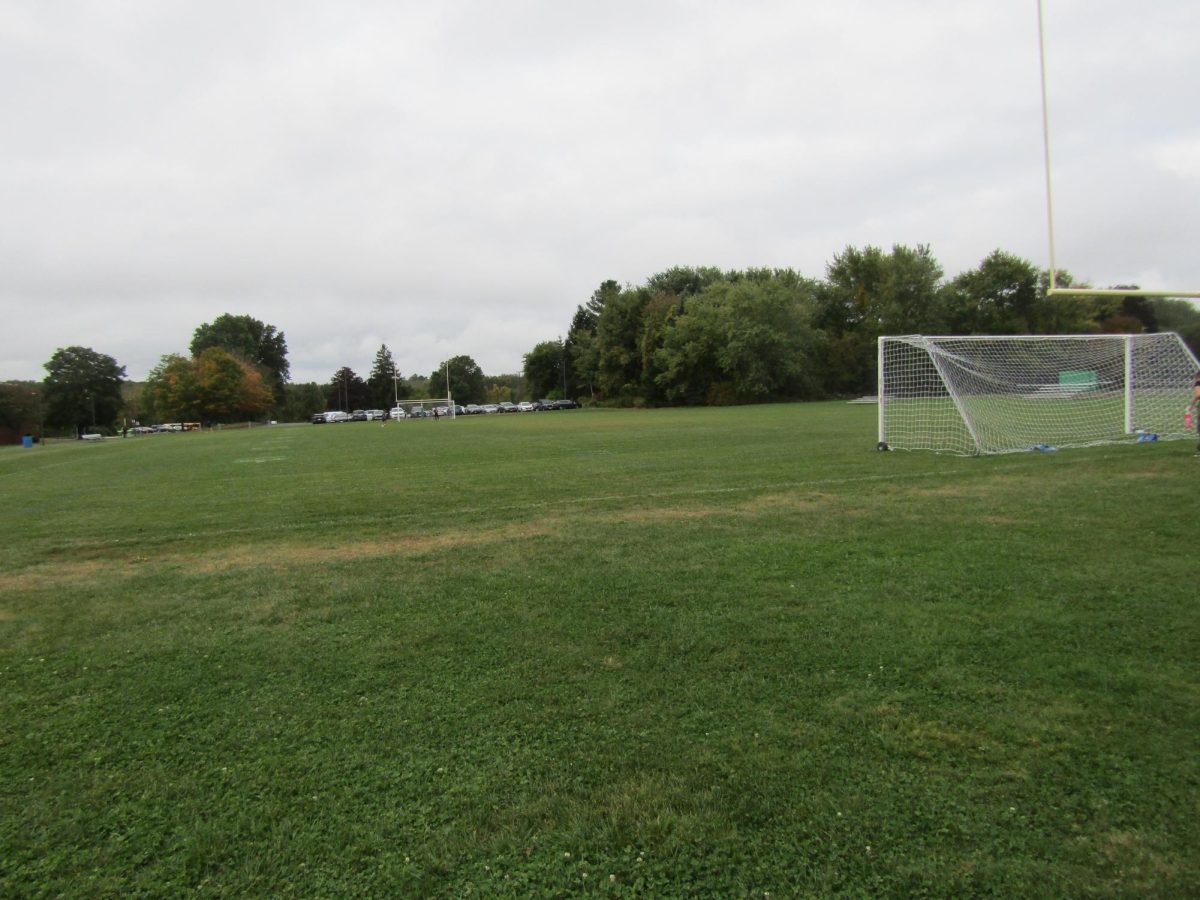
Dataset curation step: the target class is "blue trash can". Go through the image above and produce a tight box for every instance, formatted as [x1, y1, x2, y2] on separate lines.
[21, 434, 33, 448]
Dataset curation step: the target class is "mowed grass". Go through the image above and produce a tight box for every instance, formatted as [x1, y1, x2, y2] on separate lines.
[1, 404, 1196, 896]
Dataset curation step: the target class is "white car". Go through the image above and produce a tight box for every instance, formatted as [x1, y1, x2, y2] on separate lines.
[365, 409, 387, 420]
[517, 401, 535, 412]
[389, 406, 406, 420]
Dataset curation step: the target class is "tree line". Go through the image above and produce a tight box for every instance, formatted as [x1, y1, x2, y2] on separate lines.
[522, 246, 1200, 405]
[5, 244, 1200, 439]
[0, 312, 520, 438]
[0, 314, 294, 439]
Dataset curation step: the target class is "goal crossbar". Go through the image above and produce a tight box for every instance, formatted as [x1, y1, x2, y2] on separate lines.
[1047, 288, 1200, 299]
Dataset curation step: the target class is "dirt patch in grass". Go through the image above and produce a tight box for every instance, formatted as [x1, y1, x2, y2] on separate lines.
[0, 558, 114, 596]
[614, 506, 713, 524]
[737, 491, 836, 513]
[0, 519, 566, 592]
[0, 488, 876, 592]
[188, 519, 562, 574]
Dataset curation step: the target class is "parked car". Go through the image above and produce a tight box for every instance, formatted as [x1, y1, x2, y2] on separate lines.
[534, 399, 555, 410]
[389, 406, 407, 420]
[311, 413, 327, 424]
[481, 404, 499, 414]
[498, 401, 518, 413]
[517, 401, 535, 412]
[365, 409, 386, 421]
[409, 405, 426, 419]
[325, 411, 352, 423]
[465, 404, 484, 415]
[554, 399, 579, 409]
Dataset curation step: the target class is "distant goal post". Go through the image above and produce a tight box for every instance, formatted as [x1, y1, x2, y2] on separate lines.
[390, 398, 457, 419]
[878, 333, 1199, 455]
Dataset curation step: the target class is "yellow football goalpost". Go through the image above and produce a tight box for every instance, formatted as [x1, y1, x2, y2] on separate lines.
[1036, 0, 1199, 300]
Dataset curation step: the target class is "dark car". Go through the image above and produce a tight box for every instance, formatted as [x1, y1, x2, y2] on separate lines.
[311, 413, 327, 424]
[553, 399, 579, 409]
[498, 401, 518, 413]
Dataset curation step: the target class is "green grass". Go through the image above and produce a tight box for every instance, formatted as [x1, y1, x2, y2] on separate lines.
[2, 404, 1197, 896]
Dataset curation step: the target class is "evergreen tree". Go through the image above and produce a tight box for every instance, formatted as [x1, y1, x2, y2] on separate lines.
[367, 344, 407, 408]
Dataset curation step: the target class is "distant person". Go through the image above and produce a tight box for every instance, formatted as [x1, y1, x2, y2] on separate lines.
[1191, 370, 1200, 453]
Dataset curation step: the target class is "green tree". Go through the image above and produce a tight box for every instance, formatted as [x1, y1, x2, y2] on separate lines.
[656, 274, 820, 404]
[566, 280, 622, 401]
[0, 381, 42, 437]
[190, 314, 289, 405]
[1151, 298, 1200, 356]
[646, 266, 725, 301]
[42, 346, 126, 436]
[192, 347, 273, 422]
[817, 244, 946, 394]
[595, 287, 652, 402]
[943, 250, 1042, 334]
[568, 327, 599, 401]
[484, 381, 513, 404]
[407, 375, 430, 399]
[367, 344, 407, 408]
[142, 354, 196, 422]
[637, 293, 679, 406]
[429, 355, 485, 404]
[143, 350, 273, 424]
[279, 383, 327, 422]
[327, 367, 369, 411]
[523, 340, 565, 399]
[1031, 268, 1094, 334]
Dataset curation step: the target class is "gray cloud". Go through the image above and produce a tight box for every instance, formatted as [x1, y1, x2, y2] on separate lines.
[3, 0, 1197, 383]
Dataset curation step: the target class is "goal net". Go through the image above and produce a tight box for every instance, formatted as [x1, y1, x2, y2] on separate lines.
[878, 333, 1199, 455]
[390, 398, 456, 419]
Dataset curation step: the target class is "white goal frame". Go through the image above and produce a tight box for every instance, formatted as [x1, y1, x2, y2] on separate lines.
[878, 333, 1199, 455]
[391, 397, 457, 419]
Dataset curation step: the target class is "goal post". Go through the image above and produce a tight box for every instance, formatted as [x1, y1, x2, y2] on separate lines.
[390, 397, 457, 419]
[878, 333, 1199, 455]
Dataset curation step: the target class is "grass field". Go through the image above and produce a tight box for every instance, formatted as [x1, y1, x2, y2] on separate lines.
[2, 404, 1197, 896]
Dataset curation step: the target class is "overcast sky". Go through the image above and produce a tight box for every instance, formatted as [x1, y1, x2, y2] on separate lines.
[3, 1, 1197, 384]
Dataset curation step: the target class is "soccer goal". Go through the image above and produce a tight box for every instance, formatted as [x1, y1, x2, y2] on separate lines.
[390, 398, 456, 419]
[878, 333, 1199, 455]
